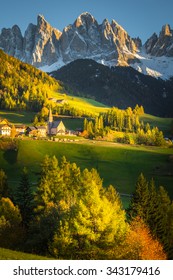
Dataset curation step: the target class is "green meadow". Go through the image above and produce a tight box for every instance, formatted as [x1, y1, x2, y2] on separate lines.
[0, 247, 53, 260]
[1, 139, 173, 201]
[140, 113, 173, 137]
[0, 110, 35, 125]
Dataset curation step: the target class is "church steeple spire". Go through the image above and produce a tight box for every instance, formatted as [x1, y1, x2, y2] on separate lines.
[48, 107, 53, 123]
[47, 107, 53, 135]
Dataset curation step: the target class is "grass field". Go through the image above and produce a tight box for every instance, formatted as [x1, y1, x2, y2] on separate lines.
[51, 91, 109, 115]
[0, 110, 35, 125]
[1, 139, 173, 203]
[0, 247, 53, 260]
[140, 113, 173, 137]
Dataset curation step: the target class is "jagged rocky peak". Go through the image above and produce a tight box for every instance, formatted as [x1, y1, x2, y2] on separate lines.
[37, 14, 47, 26]
[132, 37, 142, 50]
[111, 19, 137, 53]
[37, 14, 52, 33]
[101, 19, 114, 43]
[144, 24, 173, 57]
[102, 18, 112, 33]
[60, 12, 101, 62]
[144, 33, 158, 54]
[22, 14, 62, 66]
[0, 24, 23, 58]
[161, 24, 172, 37]
[12, 24, 22, 35]
[74, 12, 98, 28]
[37, 14, 61, 38]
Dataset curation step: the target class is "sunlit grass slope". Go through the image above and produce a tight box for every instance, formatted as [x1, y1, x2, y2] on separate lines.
[0, 247, 53, 260]
[140, 113, 173, 136]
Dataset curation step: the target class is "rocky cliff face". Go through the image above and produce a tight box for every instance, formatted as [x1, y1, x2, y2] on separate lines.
[0, 13, 172, 77]
[0, 15, 62, 67]
[0, 25, 23, 59]
[58, 13, 139, 65]
[0, 12, 140, 67]
[144, 24, 173, 57]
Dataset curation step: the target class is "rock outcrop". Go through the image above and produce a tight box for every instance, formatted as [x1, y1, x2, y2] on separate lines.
[144, 24, 173, 56]
[0, 25, 23, 59]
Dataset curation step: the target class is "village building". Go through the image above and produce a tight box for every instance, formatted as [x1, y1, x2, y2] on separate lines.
[26, 126, 47, 137]
[15, 124, 26, 135]
[36, 126, 47, 137]
[0, 119, 11, 136]
[47, 108, 66, 135]
[48, 98, 68, 105]
[0, 119, 8, 125]
[0, 123, 12, 136]
[26, 126, 38, 137]
[56, 99, 68, 105]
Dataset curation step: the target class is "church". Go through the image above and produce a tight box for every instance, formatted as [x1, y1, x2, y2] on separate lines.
[47, 108, 66, 136]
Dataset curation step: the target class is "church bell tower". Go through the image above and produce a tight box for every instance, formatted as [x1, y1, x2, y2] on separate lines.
[47, 107, 53, 135]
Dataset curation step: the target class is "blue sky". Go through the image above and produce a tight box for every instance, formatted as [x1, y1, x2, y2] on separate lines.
[0, 0, 173, 43]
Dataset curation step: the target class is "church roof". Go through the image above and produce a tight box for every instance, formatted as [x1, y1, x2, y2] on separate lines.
[51, 121, 62, 128]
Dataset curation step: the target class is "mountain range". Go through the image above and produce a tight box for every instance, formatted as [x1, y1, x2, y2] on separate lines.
[0, 13, 173, 80]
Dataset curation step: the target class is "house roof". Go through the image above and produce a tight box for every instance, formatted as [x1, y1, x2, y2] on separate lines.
[0, 124, 11, 129]
[15, 124, 26, 128]
[27, 126, 37, 131]
[36, 126, 47, 130]
[51, 121, 62, 128]
[0, 119, 9, 125]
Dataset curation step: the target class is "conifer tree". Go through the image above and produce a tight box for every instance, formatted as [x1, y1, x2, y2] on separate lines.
[167, 203, 173, 259]
[128, 173, 149, 221]
[15, 167, 34, 228]
[147, 179, 167, 242]
[0, 169, 9, 198]
[158, 186, 173, 259]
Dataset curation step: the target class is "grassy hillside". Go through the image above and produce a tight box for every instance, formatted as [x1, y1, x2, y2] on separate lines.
[1, 140, 173, 201]
[140, 113, 173, 137]
[0, 49, 64, 111]
[0, 247, 53, 260]
[0, 110, 36, 125]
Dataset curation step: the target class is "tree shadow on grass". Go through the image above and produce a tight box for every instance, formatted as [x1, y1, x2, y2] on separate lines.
[3, 149, 18, 165]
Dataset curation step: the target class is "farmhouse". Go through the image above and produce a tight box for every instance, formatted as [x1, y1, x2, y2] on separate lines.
[26, 126, 38, 137]
[0, 119, 11, 136]
[15, 124, 26, 135]
[26, 126, 47, 137]
[47, 108, 66, 135]
[0, 123, 11, 136]
[36, 126, 47, 137]
[0, 118, 8, 125]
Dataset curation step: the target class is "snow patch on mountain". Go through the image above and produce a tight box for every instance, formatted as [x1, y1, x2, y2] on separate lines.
[131, 51, 173, 80]
[39, 58, 65, 72]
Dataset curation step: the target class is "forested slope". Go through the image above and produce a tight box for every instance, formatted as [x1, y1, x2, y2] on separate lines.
[0, 50, 62, 112]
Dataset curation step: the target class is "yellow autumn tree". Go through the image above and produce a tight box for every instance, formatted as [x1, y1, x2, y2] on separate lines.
[124, 217, 167, 260]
